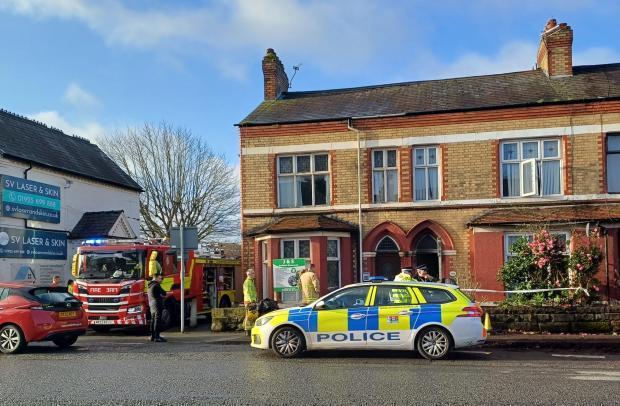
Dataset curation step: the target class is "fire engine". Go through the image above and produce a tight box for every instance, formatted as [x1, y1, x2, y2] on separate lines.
[71, 239, 239, 331]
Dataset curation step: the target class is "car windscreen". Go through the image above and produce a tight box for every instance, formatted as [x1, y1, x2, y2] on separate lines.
[77, 250, 145, 280]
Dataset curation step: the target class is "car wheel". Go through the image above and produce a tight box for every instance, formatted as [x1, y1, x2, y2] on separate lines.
[52, 335, 79, 348]
[0, 324, 26, 354]
[271, 326, 305, 358]
[416, 326, 451, 360]
[91, 326, 112, 333]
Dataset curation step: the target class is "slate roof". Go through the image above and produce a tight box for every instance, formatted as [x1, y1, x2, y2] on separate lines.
[245, 215, 357, 236]
[0, 109, 142, 191]
[239, 63, 620, 126]
[69, 210, 125, 239]
[468, 203, 620, 226]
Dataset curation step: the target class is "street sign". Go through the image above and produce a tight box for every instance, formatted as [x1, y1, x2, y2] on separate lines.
[1, 175, 61, 223]
[272, 258, 307, 293]
[0, 226, 67, 260]
[170, 227, 198, 250]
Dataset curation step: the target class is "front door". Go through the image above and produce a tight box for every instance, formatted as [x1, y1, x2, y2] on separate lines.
[366, 285, 420, 349]
[308, 286, 371, 349]
[375, 253, 401, 280]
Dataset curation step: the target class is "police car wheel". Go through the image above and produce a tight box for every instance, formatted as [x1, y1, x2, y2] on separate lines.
[271, 327, 304, 358]
[417, 326, 451, 360]
[0, 324, 26, 354]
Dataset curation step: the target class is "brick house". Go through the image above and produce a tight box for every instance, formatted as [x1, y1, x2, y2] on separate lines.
[237, 19, 620, 303]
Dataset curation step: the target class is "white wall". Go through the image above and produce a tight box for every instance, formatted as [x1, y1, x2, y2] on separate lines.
[0, 158, 140, 284]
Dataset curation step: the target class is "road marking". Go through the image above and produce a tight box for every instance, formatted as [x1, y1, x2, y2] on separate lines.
[454, 350, 492, 355]
[569, 371, 620, 382]
[551, 354, 606, 359]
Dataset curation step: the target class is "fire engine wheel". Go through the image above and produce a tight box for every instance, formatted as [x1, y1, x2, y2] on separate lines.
[416, 326, 452, 360]
[0, 324, 26, 354]
[270, 326, 305, 358]
[52, 335, 79, 348]
[160, 302, 176, 331]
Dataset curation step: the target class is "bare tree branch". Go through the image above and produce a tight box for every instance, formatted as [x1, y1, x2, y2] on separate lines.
[98, 123, 240, 241]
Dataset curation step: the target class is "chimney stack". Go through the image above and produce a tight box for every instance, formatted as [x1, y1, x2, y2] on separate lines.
[262, 48, 289, 100]
[536, 19, 573, 77]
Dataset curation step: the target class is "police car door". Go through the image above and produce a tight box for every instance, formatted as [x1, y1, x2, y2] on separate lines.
[309, 286, 372, 349]
[366, 284, 420, 349]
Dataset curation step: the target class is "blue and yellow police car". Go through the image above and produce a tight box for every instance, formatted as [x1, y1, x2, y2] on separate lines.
[251, 278, 486, 359]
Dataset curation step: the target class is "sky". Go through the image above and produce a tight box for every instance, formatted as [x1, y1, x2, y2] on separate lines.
[0, 0, 619, 169]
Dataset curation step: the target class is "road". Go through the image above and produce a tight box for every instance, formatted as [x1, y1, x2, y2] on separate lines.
[1, 332, 619, 405]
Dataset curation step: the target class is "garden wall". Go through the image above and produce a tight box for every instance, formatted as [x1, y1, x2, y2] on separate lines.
[483, 305, 620, 333]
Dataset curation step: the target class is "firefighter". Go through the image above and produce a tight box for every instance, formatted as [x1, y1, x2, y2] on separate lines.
[394, 267, 414, 282]
[299, 263, 320, 305]
[148, 271, 167, 342]
[243, 269, 258, 335]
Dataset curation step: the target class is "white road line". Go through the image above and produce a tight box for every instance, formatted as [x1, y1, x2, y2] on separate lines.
[552, 354, 606, 359]
[568, 371, 620, 382]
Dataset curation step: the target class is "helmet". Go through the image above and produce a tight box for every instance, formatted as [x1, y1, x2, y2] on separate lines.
[401, 267, 413, 275]
[112, 270, 124, 278]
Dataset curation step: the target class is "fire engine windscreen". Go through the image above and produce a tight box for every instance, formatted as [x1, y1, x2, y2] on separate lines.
[76, 250, 146, 280]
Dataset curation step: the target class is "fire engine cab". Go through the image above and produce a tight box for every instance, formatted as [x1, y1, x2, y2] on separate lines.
[71, 239, 238, 331]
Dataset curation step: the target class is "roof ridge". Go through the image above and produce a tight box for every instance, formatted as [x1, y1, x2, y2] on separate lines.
[0, 108, 93, 144]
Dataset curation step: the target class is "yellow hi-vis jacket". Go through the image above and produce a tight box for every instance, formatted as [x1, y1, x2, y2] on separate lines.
[300, 271, 320, 304]
[394, 272, 414, 282]
[243, 277, 257, 304]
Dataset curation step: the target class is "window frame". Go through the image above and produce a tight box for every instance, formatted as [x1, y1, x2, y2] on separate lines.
[280, 239, 311, 260]
[277, 153, 331, 208]
[606, 133, 620, 194]
[327, 238, 341, 292]
[372, 149, 399, 203]
[413, 145, 440, 201]
[500, 138, 563, 198]
[504, 231, 570, 262]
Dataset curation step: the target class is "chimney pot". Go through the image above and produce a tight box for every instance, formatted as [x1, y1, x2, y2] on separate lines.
[537, 19, 573, 77]
[545, 18, 557, 31]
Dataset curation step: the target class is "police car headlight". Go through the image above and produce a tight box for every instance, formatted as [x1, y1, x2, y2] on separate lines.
[127, 305, 142, 314]
[254, 316, 273, 327]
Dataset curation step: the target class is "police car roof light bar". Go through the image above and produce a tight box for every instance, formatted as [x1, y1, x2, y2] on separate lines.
[368, 276, 388, 283]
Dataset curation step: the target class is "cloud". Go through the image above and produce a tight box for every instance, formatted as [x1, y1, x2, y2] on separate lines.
[574, 47, 620, 65]
[64, 82, 100, 110]
[28, 110, 105, 142]
[0, 0, 405, 77]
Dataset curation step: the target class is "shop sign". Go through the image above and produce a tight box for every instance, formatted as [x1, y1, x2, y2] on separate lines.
[0, 226, 67, 260]
[272, 258, 307, 292]
[1, 175, 61, 223]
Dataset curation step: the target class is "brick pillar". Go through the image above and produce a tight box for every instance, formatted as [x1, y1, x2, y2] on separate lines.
[341, 237, 353, 286]
[268, 238, 279, 300]
[311, 236, 328, 296]
[399, 251, 412, 268]
[398, 146, 412, 202]
[253, 239, 262, 300]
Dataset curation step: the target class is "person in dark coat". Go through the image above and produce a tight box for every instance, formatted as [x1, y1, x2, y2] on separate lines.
[148, 272, 167, 342]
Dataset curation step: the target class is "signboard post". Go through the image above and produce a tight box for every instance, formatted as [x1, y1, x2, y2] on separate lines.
[170, 226, 198, 333]
[1, 175, 61, 223]
[272, 259, 306, 302]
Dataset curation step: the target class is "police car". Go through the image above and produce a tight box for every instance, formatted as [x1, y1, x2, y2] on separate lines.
[250, 279, 486, 359]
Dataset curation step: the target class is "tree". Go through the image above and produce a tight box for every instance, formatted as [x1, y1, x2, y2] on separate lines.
[98, 122, 239, 240]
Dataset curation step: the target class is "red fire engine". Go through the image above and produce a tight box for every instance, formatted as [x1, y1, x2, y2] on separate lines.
[71, 239, 237, 331]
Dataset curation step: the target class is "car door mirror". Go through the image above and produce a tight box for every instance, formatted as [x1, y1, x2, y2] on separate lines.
[313, 300, 326, 310]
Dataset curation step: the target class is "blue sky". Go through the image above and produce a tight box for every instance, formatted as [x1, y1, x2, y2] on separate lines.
[0, 0, 619, 169]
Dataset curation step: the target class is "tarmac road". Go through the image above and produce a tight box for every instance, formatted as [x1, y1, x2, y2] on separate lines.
[1, 332, 619, 406]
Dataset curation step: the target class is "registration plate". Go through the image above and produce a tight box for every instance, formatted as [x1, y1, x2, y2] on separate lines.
[91, 320, 115, 325]
[58, 311, 77, 319]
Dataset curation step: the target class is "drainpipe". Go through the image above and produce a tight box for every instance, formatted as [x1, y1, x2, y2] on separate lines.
[23, 162, 33, 229]
[347, 119, 363, 283]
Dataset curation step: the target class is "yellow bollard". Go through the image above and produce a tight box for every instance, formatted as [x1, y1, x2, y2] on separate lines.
[484, 312, 492, 333]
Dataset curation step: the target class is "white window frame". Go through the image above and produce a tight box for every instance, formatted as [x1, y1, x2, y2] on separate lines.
[327, 238, 341, 291]
[280, 239, 311, 259]
[607, 133, 620, 193]
[277, 153, 330, 208]
[413, 146, 440, 201]
[504, 231, 570, 263]
[372, 149, 398, 203]
[500, 139, 563, 198]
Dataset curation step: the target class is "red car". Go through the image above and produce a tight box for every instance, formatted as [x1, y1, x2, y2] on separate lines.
[0, 282, 87, 354]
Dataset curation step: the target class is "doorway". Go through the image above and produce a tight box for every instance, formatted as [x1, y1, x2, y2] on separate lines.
[414, 233, 441, 280]
[375, 236, 401, 280]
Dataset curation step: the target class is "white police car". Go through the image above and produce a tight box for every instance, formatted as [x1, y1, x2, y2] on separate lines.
[251, 279, 486, 359]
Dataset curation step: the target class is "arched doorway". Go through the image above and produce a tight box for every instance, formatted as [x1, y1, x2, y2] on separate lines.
[414, 233, 440, 280]
[375, 236, 400, 280]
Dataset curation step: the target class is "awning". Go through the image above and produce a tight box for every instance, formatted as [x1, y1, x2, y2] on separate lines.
[245, 214, 357, 237]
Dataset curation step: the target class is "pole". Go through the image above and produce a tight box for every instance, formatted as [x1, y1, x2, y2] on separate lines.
[180, 225, 185, 333]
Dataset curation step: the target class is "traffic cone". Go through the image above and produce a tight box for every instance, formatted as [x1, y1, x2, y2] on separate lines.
[484, 312, 492, 333]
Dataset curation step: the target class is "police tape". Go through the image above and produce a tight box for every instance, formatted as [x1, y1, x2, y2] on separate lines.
[461, 287, 590, 296]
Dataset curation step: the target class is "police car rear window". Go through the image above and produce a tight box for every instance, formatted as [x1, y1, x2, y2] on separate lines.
[418, 287, 455, 304]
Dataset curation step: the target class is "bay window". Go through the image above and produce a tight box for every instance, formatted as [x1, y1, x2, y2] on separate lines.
[372, 149, 398, 203]
[501, 139, 561, 197]
[278, 154, 329, 208]
[413, 146, 439, 201]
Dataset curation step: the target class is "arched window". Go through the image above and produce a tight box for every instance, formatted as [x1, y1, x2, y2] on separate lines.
[376, 236, 399, 252]
[415, 234, 438, 252]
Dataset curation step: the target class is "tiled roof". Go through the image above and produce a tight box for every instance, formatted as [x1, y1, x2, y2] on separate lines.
[239, 64, 620, 125]
[70, 210, 125, 239]
[245, 215, 357, 236]
[468, 203, 620, 226]
[0, 109, 142, 191]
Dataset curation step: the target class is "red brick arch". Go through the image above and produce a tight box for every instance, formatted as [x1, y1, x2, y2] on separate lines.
[406, 220, 454, 251]
[363, 221, 407, 252]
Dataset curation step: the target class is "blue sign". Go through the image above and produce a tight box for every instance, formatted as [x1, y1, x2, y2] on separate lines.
[0, 227, 67, 260]
[1, 175, 61, 223]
